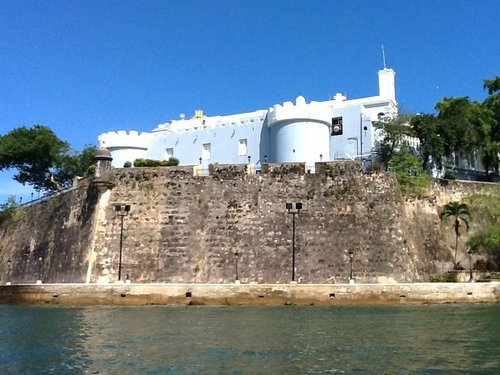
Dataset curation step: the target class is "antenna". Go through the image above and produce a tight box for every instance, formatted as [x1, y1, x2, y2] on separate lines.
[382, 44, 387, 69]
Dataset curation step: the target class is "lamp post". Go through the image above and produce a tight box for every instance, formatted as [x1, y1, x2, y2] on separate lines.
[37, 256, 43, 284]
[348, 251, 354, 284]
[6, 259, 11, 285]
[247, 155, 251, 164]
[115, 203, 131, 282]
[234, 251, 240, 284]
[286, 202, 303, 282]
[467, 249, 473, 282]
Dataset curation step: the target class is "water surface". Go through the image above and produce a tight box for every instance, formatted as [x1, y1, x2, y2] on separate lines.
[0, 304, 498, 374]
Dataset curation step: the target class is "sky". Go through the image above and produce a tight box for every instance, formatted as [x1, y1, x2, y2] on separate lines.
[1, 0, 499, 203]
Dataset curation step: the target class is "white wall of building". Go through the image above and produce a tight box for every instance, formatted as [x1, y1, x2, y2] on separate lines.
[98, 69, 400, 169]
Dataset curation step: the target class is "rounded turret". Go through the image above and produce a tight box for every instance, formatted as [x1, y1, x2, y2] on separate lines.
[94, 147, 113, 180]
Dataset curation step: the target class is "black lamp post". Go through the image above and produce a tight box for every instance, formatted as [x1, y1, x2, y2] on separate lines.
[248, 155, 251, 163]
[467, 249, 473, 282]
[349, 251, 354, 283]
[38, 256, 43, 283]
[234, 251, 240, 283]
[115, 203, 131, 282]
[286, 202, 303, 282]
[6, 258, 11, 285]
[264, 155, 268, 163]
[320, 154, 323, 162]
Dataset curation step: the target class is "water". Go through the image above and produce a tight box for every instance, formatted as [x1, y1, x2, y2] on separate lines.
[0, 304, 498, 374]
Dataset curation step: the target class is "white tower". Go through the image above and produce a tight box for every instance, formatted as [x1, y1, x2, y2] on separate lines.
[378, 68, 396, 101]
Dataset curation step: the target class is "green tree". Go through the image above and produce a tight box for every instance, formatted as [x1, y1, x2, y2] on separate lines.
[484, 76, 500, 95]
[482, 76, 500, 176]
[0, 125, 96, 192]
[54, 145, 97, 188]
[440, 201, 471, 266]
[410, 114, 444, 170]
[436, 97, 475, 157]
[376, 114, 414, 165]
[388, 145, 430, 195]
[0, 195, 20, 221]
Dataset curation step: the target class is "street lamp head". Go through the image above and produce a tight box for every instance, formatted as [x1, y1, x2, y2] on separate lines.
[115, 203, 131, 215]
[296, 202, 303, 211]
[248, 155, 251, 163]
[285, 202, 292, 211]
[264, 155, 267, 163]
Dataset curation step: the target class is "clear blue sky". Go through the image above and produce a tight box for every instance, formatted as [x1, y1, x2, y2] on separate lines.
[1, 0, 499, 203]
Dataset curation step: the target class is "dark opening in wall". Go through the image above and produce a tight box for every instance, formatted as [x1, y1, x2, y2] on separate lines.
[329, 293, 335, 299]
[186, 291, 192, 298]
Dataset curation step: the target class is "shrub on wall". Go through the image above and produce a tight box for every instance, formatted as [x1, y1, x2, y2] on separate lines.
[429, 272, 457, 282]
[133, 158, 179, 167]
[133, 158, 161, 167]
[388, 146, 430, 195]
[159, 157, 179, 166]
[123, 161, 132, 168]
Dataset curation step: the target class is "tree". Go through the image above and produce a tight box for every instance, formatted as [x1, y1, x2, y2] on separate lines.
[440, 201, 471, 267]
[436, 97, 475, 157]
[376, 114, 414, 165]
[54, 145, 97, 188]
[0, 195, 20, 221]
[388, 145, 430, 195]
[482, 76, 500, 175]
[0, 125, 96, 192]
[410, 114, 444, 171]
[484, 76, 500, 95]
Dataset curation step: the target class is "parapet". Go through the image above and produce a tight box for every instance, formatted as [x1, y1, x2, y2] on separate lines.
[267, 96, 331, 126]
[98, 130, 151, 149]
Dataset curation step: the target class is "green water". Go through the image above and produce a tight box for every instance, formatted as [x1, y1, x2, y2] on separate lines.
[0, 304, 498, 374]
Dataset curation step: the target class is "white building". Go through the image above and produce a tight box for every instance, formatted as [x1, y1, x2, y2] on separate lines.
[98, 68, 399, 170]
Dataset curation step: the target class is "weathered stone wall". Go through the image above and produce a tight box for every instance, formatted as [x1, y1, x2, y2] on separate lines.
[0, 183, 100, 284]
[1, 162, 496, 285]
[87, 162, 439, 284]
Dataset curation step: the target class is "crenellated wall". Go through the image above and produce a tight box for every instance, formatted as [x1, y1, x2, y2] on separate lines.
[0, 162, 495, 285]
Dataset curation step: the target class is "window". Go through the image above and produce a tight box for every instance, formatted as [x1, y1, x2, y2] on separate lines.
[238, 139, 248, 156]
[165, 148, 174, 158]
[331, 117, 343, 136]
[202, 143, 211, 160]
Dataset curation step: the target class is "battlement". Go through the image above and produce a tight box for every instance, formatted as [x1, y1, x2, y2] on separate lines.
[152, 110, 267, 134]
[267, 96, 331, 126]
[98, 130, 151, 150]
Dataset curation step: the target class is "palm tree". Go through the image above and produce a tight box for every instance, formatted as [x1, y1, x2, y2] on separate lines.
[440, 201, 471, 266]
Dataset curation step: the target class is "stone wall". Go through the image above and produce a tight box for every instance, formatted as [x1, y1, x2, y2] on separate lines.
[0, 162, 496, 284]
[0, 182, 100, 284]
[87, 162, 438, 284]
